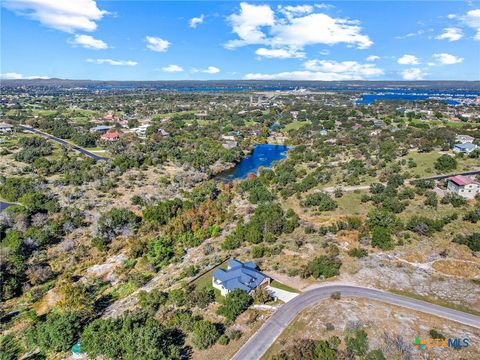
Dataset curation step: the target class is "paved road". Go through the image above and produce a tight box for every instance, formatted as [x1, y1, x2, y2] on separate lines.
[20, 125, 108, 161]
[232, 285, 480, 360]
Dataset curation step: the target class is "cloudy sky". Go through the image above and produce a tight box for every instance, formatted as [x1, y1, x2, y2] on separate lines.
[1, 1, 479, 80]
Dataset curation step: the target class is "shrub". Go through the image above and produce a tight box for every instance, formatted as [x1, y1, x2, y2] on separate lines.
[217, 289, 252, 323]
[304, 255, 341, 279]
[26, 312, 80, 354]
[192, 320, 220, 349]
[347, 248, 368, 258]
[371, 227, 394, 250]
[434, 154, 457, 171]
[345, 329, 369, 357]
[81, 312, 183, 359]
[302, 192, 337, 211]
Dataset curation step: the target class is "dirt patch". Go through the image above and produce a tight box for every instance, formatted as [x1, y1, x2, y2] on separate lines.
[432, 259, 480, 278]
[263, 298, 480, 360]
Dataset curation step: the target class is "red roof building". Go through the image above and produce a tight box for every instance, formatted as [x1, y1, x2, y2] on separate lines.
[101, 130, 121, 141]
[448, 175, 474, 186]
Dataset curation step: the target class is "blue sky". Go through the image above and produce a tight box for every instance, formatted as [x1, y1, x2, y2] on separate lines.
[1, 1, 479, 80]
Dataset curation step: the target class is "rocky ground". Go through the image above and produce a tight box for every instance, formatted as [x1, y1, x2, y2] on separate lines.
[264, 298, 480, 360]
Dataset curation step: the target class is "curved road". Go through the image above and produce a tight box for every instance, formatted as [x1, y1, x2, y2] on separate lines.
[20, 125, 108, 161]
[232, 285, 480, 360]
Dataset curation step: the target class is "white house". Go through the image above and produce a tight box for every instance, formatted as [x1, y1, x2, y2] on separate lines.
[455, 134, 475, 144]
[212, 259, 270, 296]
[453, 143, 478, 154]
[447, 175, 480, 199]
[0, 123, 13, 133]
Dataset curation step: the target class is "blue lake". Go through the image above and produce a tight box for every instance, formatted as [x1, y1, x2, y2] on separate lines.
[356, 93, 460, 105]
[217, 144, 289, 181]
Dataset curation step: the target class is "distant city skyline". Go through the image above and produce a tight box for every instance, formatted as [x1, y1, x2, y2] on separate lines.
[1, 1, 480, 81]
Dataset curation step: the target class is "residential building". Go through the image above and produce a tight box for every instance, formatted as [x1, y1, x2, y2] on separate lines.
[222, 140, 238, 149]
[0, 123, 13, 133]
[212, 259, 270, 296]
[447, 175, 480, 199]
[100, 130, 122, 142]
[90, 125, 113, 133]
[455, 135, 475, 144]
[453, 143, 478, 154]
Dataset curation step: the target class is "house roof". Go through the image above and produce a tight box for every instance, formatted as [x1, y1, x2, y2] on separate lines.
[92, 125, 113, 131]
[101, 131, 121, 139]
[449, 175, 475, 186]
[454, 143, 477, 150]
[213, 259, 268, 293]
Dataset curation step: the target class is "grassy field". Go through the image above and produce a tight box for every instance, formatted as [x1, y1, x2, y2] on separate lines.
[270, 280, 301, 293]
[284, 120, 311, 131]
[410, 119, 473, 128]
[191, 260, 228, 289]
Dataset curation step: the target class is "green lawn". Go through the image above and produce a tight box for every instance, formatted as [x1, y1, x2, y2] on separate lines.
[270, 280, 301, 293]
[333, 191, 369, 216]
[191, 260, 228, 290]
[410, 119, 472, 128]
[406, 151, 440, 177]
[284, 120, 311, 131]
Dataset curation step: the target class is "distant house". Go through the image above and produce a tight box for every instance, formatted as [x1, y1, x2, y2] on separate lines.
[90, 125, 113, 133]
[453, 143, 478, 154]
[447, 175, 480, 199]
[158, 128, 169, 137]
[0, 123, 13, 133]
[455, 135, 475, 144]
[319, 129, 328, 136]
[373, 119, 385, 127]
[101, 130, 121, 142]
[212, 259, 271, 296]
[222, 141, 238, 149]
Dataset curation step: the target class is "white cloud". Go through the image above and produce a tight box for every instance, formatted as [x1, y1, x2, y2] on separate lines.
[436, 27, 463, 41]
[225, 2, 275, 49]
[366, 55, 380, 61]
[86, 58, 137, 66]
[255, 47, 305, 59]
[278, 5, 314, 19]
[463, 9, 480, 40]
[245, 59, 383, 80]
[189, 14, 204, 28]
[0, 72, 49, 79]
[397, 54, 420, 65]
[401, 68, 426, 80]
[145, 36, 170, 52]
[433, 53, 464, 65]
[162, 64, 184, 73]
[3, 0, 107, 33]
[69, 34, 108, 49]
[271, 13, 373, 49]
[225, 2, 372, 51]
[202, 66, 220, 74]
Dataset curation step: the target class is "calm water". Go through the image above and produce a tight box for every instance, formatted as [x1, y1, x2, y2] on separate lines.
[356, 93, 460, 105]
[217, 144, 289, 181]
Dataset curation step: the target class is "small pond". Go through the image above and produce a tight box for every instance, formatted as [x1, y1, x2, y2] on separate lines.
[217, 144, 289, 181]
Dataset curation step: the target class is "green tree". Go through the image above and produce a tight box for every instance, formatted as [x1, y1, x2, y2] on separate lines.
[371, 226, 394, 250]
[26, 312, 80, 354]
[191, 320, 220, 349]
[304, 255, 341, 279]
[434, 154, 457, 171]
[217, 289, 252, 323]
